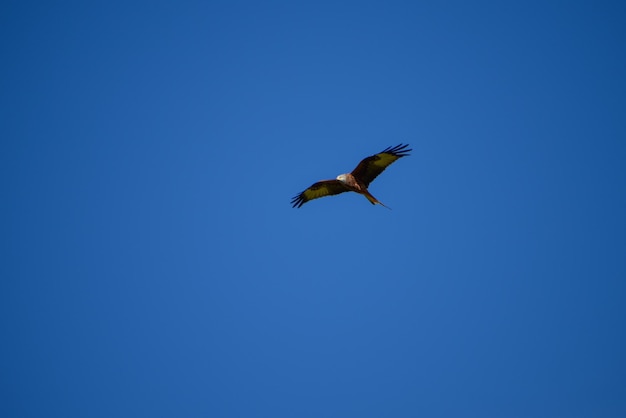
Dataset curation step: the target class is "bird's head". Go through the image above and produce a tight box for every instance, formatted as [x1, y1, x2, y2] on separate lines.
[336, 174, 347, 183]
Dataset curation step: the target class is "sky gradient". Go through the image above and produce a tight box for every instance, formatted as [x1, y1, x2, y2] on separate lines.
[2, 1, 626, 417]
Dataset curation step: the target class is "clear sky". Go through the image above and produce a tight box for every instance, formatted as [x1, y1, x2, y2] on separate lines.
[2, 1, 625, 417]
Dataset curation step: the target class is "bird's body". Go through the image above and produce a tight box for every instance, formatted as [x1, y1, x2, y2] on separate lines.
[336, 172, 388, 207]
[291, 144, 411, 208]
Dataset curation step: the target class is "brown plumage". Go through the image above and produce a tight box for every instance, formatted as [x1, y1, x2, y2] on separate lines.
[291, 144, 411, 208]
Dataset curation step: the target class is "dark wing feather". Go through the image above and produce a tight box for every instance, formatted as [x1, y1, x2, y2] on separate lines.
[350, 144, 411, 187]
[291, 180, 349, 208]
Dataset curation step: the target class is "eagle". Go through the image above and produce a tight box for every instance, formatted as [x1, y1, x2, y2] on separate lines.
[291, 144, 411, 208]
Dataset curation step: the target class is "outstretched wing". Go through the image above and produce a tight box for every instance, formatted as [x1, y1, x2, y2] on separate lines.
[350, 144, 411, 187]
[291, 180, 349, 208]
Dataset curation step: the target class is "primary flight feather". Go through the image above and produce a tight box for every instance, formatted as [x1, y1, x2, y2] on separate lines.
[291, 144, 411, 208]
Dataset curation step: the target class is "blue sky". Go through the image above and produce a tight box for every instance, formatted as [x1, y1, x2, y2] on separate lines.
[2, 1, 625, 417]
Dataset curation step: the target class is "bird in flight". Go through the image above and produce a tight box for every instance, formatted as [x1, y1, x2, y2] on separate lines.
[291, 144, 411, 209]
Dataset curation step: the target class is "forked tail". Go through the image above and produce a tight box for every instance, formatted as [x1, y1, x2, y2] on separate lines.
[363, 190, 392, 210]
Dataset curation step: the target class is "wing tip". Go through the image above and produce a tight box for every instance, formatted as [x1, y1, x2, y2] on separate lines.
[291, 193, 305, 208]
[381, 143, 412, 157]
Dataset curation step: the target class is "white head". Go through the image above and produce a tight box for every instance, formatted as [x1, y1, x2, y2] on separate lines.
[336, 173, 347, 183]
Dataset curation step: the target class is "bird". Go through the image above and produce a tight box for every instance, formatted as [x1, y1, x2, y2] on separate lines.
[291, 143, 411, 209]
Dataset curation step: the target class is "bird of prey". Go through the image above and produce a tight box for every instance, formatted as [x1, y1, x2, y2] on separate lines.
[291, 144, 411, 209]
